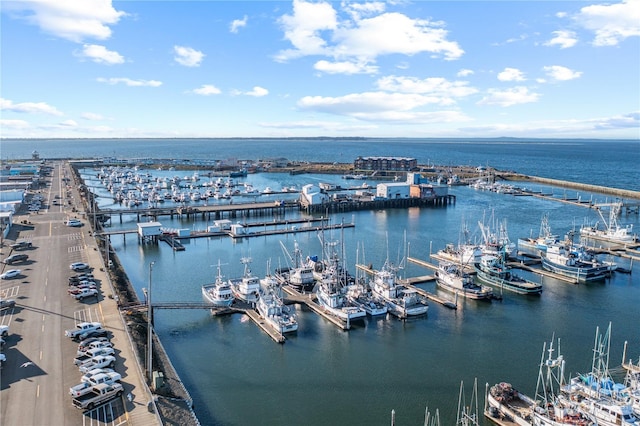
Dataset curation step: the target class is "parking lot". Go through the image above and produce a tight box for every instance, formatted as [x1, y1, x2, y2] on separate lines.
[0, 161, 157, 426]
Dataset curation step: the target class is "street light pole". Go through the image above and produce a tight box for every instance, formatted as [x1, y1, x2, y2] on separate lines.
[147, 261, 155, 383]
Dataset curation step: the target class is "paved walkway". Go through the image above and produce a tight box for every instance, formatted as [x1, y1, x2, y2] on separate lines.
[66, 162, 161, 426]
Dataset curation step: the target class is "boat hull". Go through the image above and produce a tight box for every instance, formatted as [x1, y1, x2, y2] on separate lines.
[541, 257, 609, 283]
[475, 266, 542, 295]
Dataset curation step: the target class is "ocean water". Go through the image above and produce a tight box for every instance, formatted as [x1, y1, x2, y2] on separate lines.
[5, 138, 640, 425]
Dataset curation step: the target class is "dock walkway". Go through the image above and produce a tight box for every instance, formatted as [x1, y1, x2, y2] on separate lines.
[281, 286, 350, 330]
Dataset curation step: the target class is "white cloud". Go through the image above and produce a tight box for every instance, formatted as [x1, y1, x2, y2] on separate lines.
[258, 120, 377, 132]
[81, 112, 105, 120]
[575, 0, 640, 46]
[246, 86, 269, 97]
[276, 0, 338, 61]
[497, 67, 526, 82]
[375, 76, 478, 103]
[0, 119, 29, 129]
[96, 77, 162, 87]
[457, 69, 474, 77]
[173, 46, 205, 67]
[77, 44, 124, 64]
[232, 87, 269, 97]
[4, 0, 127, 43]
[314, 60, 378, 75]
[276, 1, 463, 74]
[542, 65, 582, 81]
[192, 85, 222, 96]
[0, 98, 63, 115]
[544, 30, 578, 48]
[477, 86, 540, 107]
[58, 119, 78, 127]
[297, 91, 471, 123]
[343, 1, 386, 20]
[230, 15, 248, 33]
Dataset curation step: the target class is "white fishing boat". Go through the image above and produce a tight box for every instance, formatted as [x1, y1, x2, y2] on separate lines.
[256, 275, 298, 334]
[562, 323, 640, 426]
[518, 213, 560, 258]
[315, 269, 366, 321]
[485, 337, 593, 426]
[229, 257, 261, 304]
[580, 202, 637, 243]
[435, 262, 493, 300]
[345, 281, 388, 316]
[434, 219, 483, 265]
[369, 260, 428, 318]
[275, 240, 316, 293]
[541, 240, 612, 283]
[474, 252, 543, 295]
[201, 261, 234, 307]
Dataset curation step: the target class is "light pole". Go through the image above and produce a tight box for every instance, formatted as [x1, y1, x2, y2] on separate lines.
[147, 261, 155, 383]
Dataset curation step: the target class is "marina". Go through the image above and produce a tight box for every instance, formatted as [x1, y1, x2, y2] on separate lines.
[3, 138, 639, 426]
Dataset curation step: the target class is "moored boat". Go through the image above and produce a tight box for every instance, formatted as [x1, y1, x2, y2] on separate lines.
[369, 260, 428, 318]
[229, 257, 261, 303]
[256, 275, 298, 334]
[201, 261, 235, 307]
[517, 213, 560, 258]
[579, 202, 637, 243]
[435, 262, 493, 300]
[541, 242, 612, 283]
[474, 253, 542, 295]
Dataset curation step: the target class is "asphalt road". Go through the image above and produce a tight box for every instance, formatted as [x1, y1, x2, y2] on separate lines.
[0, 162, 127, 426]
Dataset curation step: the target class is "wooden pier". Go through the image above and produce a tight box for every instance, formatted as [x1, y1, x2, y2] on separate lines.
[243, 309, 286, 343]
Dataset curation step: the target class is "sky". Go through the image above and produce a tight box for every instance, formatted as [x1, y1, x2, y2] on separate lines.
[1, 0, 639, 139]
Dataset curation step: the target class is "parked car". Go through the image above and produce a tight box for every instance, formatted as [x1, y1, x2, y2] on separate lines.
[0, 269, 21, 280]
[80, 367, 116, 383]
[0, 299, 16, 310]
[2, 254, 28, 264]
[78, 337, 111, 352]
[10, 241, 32, 250]
[0, 325, 9, 337]
[65, 322, 103, 339]
[71, 288, 99, 300]
[70, 262, 91, 271]
[78, 329, 110, 341]
[65, 219, 83, 227]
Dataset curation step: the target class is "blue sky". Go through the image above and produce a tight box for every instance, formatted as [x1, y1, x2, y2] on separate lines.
[1, 0, 639, 139]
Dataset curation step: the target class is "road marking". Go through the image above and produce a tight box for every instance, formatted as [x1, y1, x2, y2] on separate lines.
[36, 385, 40, 398]
[40, 350, 43, 360]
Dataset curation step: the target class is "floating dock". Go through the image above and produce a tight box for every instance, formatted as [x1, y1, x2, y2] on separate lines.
[282, 286, 350, 330]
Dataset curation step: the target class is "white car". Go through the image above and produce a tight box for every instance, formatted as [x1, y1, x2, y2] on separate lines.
[70, 262, 90, 271]
[65, 219, 82, 227]
[0, 269, 21, 279]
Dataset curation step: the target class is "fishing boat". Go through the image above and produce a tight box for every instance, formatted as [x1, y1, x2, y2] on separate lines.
[435, 262, 493, 300]
[580, 202, 637, 243]
[562, 323, 640, 425]
[369, 260, 428, 318]
[201, 261, 235, 307]
[229, 257, 261, 304]
[315, 268, 367, 321]
[518, 213, 560, 258]
[474, 252, 542, 295]
[485, 337, 593, 426]
[345, 281, 388, 316]
[434, 219, 483, 265]
[256, 275, 298, 334]
[275, 240, 316, 293]
[541, 241, 612, 283]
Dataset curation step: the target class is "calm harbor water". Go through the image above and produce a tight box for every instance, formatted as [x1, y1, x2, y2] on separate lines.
[6, 138, 640, 425]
